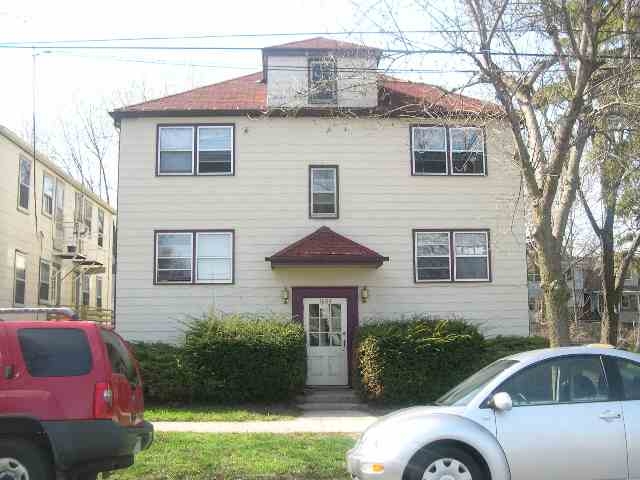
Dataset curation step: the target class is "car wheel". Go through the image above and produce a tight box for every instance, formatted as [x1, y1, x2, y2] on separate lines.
[0, 438, 54, 480]
[404, 444, 486, 480]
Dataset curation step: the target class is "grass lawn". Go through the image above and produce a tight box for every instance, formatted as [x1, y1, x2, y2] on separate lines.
[106, 432, 356, 479]
[145, 404, 300, 422]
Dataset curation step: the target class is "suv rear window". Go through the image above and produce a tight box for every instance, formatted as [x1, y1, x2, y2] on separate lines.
[100, 329, 138, 385]
[18, 328, 92, 377]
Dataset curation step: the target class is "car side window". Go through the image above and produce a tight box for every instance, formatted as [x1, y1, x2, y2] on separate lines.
[499, 356, 610, 406]
[613, 358, 640, 401]
[100, 329, 137, 384]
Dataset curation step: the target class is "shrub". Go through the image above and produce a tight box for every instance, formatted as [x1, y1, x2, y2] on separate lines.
[354, 317, 485, 404]
[130, 342, 192, 403]
[480, 335, 549, 365]
[182, 312, 306, 403]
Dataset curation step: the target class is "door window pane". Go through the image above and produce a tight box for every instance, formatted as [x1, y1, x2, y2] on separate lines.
[415, 232, 451, 281]
[196, 232, 233, 283]
[499, 356, 609, 406]
[412, 127, 447, 174]
[158, 127, 194, 174]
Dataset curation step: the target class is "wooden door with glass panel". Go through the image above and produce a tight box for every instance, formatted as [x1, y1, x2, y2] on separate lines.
[303, 298, 348, 386]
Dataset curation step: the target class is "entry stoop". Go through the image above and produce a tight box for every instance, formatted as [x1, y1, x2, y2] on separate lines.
[296, 387, 367, 411]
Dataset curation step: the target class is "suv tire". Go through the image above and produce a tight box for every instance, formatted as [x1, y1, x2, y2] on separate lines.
[403, 444, 486, 480]
[0, 438, 54, 480]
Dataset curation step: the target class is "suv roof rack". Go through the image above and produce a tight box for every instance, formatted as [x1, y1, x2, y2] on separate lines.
[0, 307, 79, 321]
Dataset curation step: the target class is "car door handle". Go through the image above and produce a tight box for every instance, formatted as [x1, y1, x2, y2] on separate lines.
[599, 411, 622, 420]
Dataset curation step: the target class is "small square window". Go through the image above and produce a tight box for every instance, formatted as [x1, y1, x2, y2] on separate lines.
[412, 127, 448, 175]
[310, 166, 338, 218]
[158, 126, 194, 175]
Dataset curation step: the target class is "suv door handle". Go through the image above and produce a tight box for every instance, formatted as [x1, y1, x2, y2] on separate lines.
[3, 365, 14, 380]
[599, 411, 622, 420]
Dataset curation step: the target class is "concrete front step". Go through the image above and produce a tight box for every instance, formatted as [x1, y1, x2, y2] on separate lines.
[297, 390, 360, 403]
[298, 401, 366, 411]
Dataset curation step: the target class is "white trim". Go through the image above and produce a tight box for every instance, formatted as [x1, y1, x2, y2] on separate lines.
[411, 126, 448, 176]
[450, 127, 487, 176]
[196, 126, 234, 176]
[414, 231, 452, 282]
[157, 126, 195, 176]
[310, 166, 338, 218]
[453, 231, 490, 282]
[155, 232, 194, 284]
[195, 231, 233, 284]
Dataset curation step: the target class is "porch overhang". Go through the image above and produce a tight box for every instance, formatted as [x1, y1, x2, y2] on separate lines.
[265, 226, 389, 269]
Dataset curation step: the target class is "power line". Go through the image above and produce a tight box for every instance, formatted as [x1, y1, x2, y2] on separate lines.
[0, 28, 637, 45]
[3, 43, 639, 60]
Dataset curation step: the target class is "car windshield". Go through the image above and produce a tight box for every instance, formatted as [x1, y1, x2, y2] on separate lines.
[436, 359, 519, 406]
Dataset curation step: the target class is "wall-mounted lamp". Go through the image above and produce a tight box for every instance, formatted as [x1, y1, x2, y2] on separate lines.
[361, 286, 369, 303]
[281, 287, 290, 304]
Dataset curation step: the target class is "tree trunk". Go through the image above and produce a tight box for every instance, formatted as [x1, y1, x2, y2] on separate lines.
[600, 226, 620, 344]
[536, 228, 572, 346]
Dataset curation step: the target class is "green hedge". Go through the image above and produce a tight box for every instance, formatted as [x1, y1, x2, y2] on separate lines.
[354, 317, 547, 405]
[182, 313, 306, 403]
[131, 312, 306, 404]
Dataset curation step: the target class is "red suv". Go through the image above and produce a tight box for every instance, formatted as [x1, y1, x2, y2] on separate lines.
[0, 308, 153, 480]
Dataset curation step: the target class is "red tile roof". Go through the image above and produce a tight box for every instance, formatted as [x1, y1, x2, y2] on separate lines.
[264, 36, 381, 52]
[112, 71, 500, 118]
[267, 226, 388, 267]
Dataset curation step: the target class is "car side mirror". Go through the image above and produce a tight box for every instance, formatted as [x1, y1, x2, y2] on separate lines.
[491, 392, 513, 412]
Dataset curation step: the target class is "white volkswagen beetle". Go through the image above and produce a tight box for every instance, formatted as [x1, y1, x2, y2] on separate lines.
[347, 345, 640, 480]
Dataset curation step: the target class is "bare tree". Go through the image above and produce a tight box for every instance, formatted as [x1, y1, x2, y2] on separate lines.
[357, 0, 636, 345]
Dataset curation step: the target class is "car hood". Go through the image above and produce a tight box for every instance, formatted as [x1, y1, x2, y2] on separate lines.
[365, 405, 467, 435]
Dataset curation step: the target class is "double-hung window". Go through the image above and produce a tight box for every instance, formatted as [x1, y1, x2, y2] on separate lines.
[84, 201, 92, 235]
[414, 230, 490, 282]
[158, 125, 234, 175]
[82, 274, 90, 306]
[54, 180, 64, 245]
[39, 259, 51, 304]
[96, 276, 103, 309]
[310, 166, 338, 218]
[97, 209, 105, 248]
[14, 251, 26, 306]
[309, 57, 337, 103]
[412, 127, 448, 175]
[450, 127, 485, 175]
[42, 173, 55, 216]
[18, 157, 32, 211]
[411, 126, 486, 176]
[155, 230, 234, 284]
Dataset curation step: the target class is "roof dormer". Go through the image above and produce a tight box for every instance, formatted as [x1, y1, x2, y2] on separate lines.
[262, 37, 382, 109]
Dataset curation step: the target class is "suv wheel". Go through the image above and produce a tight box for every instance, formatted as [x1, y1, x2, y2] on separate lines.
[404, 444, 486, 480]
[0, 438, 53, 480]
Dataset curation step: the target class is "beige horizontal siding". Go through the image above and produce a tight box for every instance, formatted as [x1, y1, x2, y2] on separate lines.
[116, 115, 528, 342]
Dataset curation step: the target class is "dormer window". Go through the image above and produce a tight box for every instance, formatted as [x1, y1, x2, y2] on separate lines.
[309, 57, 337, 103]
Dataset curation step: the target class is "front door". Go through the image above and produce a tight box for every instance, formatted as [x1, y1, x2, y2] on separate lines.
[304, 298, 348, 386]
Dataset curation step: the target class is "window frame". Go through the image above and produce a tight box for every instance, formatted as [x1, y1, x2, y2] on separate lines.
[196, 125, 235, 176]
[17, 156, 32, 212]
[154, 229, 235, 285]
[42, 173, 55, 217]
[51, 263, 61, 306]
[410, 125, 487, 177]
[414, 230, 452, 283]
[453, 231, 491, 282]
[97, 209, 105, 248]
[309, 165, 339, 219]
[449, 126, 487, 177]
[13, 250, 27, 306]
[413, 228, 492, 283]
[411, 126, 449, 176]
[308, 57, 338, 104]
[54, 179, 65, 249]
[81, 274, 90, 307]
[38, 258, 51, 305]
[156, 124, 235, 177]
[96, 275, 103, 309]
[195, 231, 234, 284]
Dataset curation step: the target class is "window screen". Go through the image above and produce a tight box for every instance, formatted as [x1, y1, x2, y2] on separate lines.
[18, 328, 92, 377]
